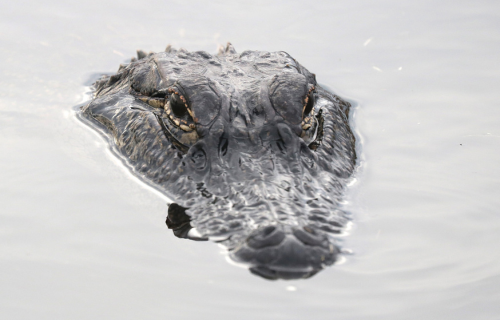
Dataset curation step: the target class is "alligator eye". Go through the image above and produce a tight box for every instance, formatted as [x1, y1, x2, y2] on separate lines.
[302, 87, 316, 119]
[164, 89, 196, 131]
[300, 87, 320, 145]
[160, 89, 199, 148]
[170, 93, 188, 118]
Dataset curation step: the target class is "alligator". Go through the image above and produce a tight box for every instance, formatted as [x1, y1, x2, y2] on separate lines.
[80, 43, 357, 280]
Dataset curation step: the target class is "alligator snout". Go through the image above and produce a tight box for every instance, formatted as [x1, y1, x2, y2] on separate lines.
[230, 224, 339, 280]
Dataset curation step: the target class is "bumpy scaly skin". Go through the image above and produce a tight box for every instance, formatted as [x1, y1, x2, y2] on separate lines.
[81, 43, 356, 280]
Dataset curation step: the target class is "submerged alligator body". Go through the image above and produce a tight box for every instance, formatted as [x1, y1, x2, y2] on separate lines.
[81, 43, 356, 280]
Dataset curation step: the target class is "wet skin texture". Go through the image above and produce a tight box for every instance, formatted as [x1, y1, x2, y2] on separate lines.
[81, 43, 356, 280]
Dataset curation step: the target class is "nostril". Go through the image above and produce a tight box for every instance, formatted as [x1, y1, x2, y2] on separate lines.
[218, 135, 228, 157]
[246, 225, 285, 249]
[187, 143, 208, 171]
[190, 149, 206, 170]
[303, 226, 316, 235]
[262, 225, 276, 237]
[293, 227, 328, 247]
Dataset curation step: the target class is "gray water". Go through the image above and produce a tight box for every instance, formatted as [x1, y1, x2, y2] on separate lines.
[1, 0, 500, 319]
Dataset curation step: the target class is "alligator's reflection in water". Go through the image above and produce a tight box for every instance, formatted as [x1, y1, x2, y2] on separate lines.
[81, 43, 356, 280]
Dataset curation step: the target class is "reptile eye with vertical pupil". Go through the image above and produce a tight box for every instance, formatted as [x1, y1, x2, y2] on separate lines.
[170, 93, 188, 117]
[303, 91, 315, 118]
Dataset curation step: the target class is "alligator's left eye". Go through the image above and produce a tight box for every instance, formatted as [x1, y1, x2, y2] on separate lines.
[131, 86, 199, 149]
[164, 89, 197, 132]
[169, 93, 189, 118]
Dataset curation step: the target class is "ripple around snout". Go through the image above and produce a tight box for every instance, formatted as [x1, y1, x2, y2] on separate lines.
[229, 225, 340, 280]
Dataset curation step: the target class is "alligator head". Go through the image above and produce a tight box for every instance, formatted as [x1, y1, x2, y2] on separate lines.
[81, 43, 356, 280]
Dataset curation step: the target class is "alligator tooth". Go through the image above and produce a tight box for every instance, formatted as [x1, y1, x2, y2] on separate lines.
[302, 124, 311, 130]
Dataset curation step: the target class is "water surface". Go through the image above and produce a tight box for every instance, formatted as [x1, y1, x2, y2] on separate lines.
[1, 0, 500, 319]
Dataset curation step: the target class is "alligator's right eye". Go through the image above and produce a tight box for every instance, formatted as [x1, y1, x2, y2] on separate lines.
[302, 87, 316, 118]
[300, 87, 318, 145]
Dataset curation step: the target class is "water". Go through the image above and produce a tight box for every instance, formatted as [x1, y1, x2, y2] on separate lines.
[1, 0, 499, 319]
